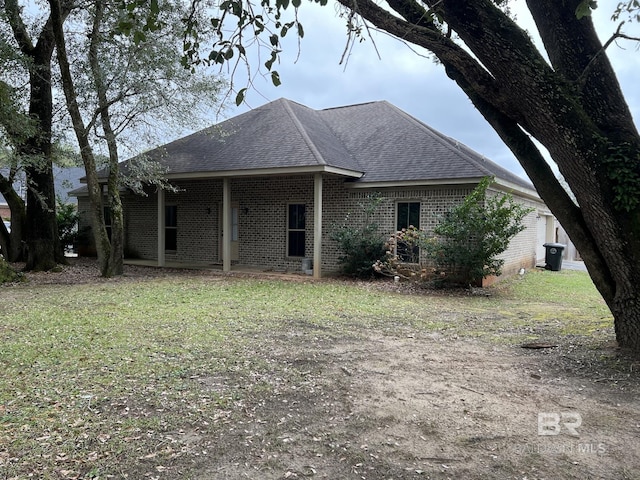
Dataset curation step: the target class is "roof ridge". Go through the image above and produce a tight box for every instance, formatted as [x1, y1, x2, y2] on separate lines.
[321, 100, 381, 112]
[385, 102, 534, 188]
[386, 103, 496, 178]
[280, 99, 327, 166]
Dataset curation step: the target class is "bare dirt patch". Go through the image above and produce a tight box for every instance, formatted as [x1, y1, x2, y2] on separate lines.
[175, 333, 638, 480]
[5, 258, 640, 479]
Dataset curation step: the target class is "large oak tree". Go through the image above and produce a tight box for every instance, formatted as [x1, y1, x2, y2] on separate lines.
[2, 0, 70, 270]
[336, 0, 640, 351]
[178, 0, 640, 350]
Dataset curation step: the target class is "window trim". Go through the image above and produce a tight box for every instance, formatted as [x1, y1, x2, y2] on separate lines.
[396, 201, 421, 263]
[286, 202, 306, 258]
[165, 204, 178, 252]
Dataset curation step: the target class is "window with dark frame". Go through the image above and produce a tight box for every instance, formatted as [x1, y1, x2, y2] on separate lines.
[165, 205, 177, 251]
[396, 202, 420, 262]
[287, 204, 306, 257]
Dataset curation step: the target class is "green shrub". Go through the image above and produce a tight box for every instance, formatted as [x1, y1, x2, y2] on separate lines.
[56, 197, 79, 254]
[428, 177, 533, 285]
[331, 194, 387, 278]
[375, 177, 533, 286]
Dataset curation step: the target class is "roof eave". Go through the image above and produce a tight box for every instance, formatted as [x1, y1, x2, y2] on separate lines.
[346, 177, 487, 189]
[492, 177, 541, 201]
[87, 165, 364, 185]
[348, 176, 542, 200]
[161, 165, 364, 180]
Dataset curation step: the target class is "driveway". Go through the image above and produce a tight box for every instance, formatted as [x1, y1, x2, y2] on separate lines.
[562, 260, 587, 271]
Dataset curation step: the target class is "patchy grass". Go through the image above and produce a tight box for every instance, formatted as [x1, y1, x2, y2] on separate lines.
[0, 266, 629, 479]
[494, 268, 613, 339]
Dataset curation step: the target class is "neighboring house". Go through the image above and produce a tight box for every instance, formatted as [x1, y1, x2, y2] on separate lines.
[53, 166, 86, 205]
[0, 165, 85, 217]
[0, 201, 9, 221]
[75, 98, 554, 280]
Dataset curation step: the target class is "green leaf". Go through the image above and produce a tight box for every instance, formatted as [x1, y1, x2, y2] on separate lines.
[235, 88, 247, 106]
[271, 71, 281, 87]
[264, 50, 278, 70]
[117, 20, 133, 35]
[576, 0, 597, 19]
[209, 50, 225, 64]
[133, 30, 146, 44]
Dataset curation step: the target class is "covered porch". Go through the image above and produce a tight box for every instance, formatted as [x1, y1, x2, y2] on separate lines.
[154, 174, 328, 279]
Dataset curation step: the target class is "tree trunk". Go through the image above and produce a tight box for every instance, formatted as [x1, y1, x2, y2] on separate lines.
[104, 194, 124, 277]
[89, 0, 124, 277]
[0, 175, 26, 262]
[24, 165, 59, 271]
[5, 0, 64, 271]
[49, 0, 115, 277]
[23, 56, 59, 272]
[612, 295, 640, 351]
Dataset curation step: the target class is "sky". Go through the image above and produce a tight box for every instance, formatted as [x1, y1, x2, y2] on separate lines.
[217, 0, 640, 182]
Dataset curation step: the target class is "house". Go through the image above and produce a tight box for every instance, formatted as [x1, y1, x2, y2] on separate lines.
[0, 201, 9, 221]
[0, 165, 85, 217]
[75, 98, 554, 279]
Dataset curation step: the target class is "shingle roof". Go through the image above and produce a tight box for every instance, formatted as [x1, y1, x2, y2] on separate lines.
[113, 98, 534, 191]
[317, 101, 531, 188]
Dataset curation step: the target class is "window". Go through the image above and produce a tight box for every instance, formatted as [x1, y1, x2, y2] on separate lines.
[287, 204, 306, 257]
[165, 205, 177, 251]
[396, 202, 420, 262]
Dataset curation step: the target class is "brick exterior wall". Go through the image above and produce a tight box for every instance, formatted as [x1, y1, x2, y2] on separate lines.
[77, 175, 546, 280]
[492, 191, 547, 278]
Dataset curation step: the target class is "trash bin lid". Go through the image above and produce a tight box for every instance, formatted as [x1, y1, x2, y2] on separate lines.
[543, 242, 566, 248]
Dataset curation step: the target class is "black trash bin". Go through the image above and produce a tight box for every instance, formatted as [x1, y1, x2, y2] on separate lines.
[543, 243, 566, 271]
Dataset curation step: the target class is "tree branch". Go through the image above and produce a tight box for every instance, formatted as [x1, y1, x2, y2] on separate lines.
[335, 0, 504, 109]
[4, 0, 35, 54]
[577, 22, 640, 88]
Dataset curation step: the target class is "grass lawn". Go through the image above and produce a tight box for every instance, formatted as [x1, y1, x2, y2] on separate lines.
[0, 265, 637, 479]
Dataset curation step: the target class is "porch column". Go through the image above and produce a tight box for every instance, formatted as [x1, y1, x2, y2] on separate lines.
[222, 177, 231, 272]
[157, 188, 165, 267]
[313, 173, 323, 279]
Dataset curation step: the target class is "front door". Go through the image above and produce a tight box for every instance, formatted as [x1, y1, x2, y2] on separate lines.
[219, 203, 239, 261]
